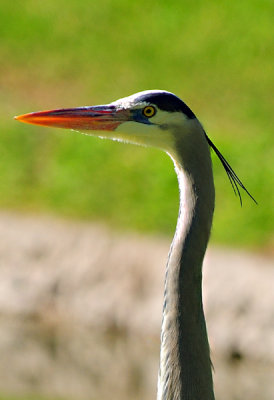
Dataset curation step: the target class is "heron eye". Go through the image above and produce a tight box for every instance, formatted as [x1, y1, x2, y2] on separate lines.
[143, 106, 156, 118]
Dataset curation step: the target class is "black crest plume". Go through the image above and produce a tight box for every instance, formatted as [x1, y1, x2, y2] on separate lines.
[204, 132, 257, 205]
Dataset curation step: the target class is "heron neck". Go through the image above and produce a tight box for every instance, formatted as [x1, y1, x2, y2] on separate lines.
[158, 126, 215, 400]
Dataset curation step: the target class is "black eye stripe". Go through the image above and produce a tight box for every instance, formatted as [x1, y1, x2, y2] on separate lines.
[135, 92, 196, 119]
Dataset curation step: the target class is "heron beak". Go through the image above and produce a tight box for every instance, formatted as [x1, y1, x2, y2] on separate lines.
[14, 105, 130, 132]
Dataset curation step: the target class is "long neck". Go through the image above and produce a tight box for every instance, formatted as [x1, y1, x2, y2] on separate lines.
[157, 122, 215, 400]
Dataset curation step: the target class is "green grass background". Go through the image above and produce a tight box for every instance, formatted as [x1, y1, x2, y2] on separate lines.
[0, 3, 273, 400]
[0, 0, 273, 252]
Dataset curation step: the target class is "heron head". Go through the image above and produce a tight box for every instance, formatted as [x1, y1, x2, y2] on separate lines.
[15, 90, 197, 152]
[15, 89, 256, 203]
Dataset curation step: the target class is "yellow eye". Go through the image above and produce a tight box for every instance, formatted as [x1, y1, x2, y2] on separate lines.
[143, 105, 156, 118]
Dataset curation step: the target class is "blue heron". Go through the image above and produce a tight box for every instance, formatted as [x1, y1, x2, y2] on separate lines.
[16, 90, 255, 399]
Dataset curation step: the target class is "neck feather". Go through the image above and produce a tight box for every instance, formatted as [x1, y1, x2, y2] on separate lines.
[157, 122, 215, 400]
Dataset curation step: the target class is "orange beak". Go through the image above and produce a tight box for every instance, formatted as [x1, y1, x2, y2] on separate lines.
[15, 105, 130, 131]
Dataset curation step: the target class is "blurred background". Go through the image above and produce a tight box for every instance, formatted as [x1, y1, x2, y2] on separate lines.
[0, 1, 273, 399]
